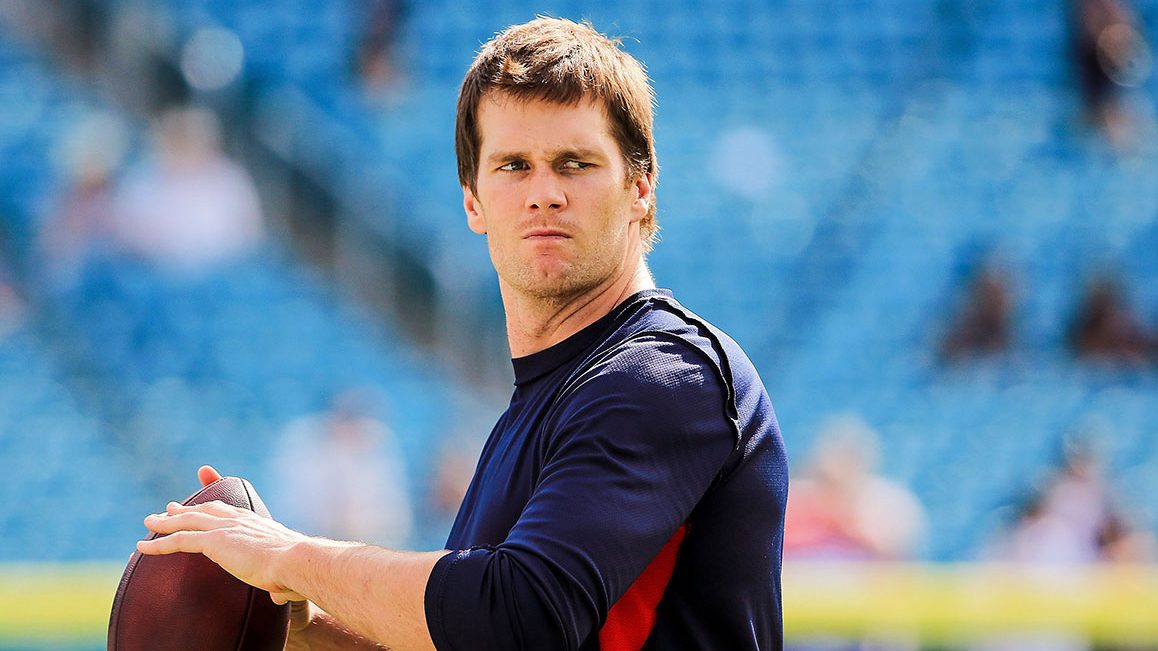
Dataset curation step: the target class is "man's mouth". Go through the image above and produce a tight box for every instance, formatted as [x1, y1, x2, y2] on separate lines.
[523, 229, 570, 240]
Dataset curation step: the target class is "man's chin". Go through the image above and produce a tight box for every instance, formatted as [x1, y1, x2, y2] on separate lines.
[499, 259, 614, 302]
[523, 281, 587, 302]
[518, 274, 595, 303]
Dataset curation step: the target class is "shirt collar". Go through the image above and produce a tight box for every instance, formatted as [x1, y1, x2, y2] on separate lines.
[511, 289, 672, 386]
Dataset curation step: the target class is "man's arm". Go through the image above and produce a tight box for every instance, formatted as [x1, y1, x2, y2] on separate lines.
[280, 537, 448, 650]
[137, 487, 448, 651]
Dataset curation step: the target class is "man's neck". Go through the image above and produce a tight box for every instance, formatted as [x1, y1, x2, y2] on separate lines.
[502, 260, 656, 358]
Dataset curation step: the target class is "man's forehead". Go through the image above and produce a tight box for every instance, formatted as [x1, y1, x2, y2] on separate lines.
[480, 89, 606, 113]
[474, 89, 616, 128]
[474, 91, 616, 151]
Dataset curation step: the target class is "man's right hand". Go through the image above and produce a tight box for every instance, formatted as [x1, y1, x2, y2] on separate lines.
[286, 600, 315, 650]
[283, 600, 389, 651]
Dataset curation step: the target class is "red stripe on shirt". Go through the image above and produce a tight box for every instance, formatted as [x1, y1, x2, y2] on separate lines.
[598, 524, 688, 651]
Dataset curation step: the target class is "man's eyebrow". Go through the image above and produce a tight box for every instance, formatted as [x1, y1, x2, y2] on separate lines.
[484, 147, 608, 165]
[485, 150, 525, 165]
[553, 147, 607, 162]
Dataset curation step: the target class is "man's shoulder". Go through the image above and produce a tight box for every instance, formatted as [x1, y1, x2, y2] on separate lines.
[599, 292, 763, 386]
[584, 327, 721, 395]
[587, 297, 719, 381]
[550, 294, 754, 424]
[546, 301, 743, 450]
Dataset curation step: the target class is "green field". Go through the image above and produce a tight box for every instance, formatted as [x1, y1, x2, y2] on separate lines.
[5, 561, 1158, 648]
[0, 563, 119, 649]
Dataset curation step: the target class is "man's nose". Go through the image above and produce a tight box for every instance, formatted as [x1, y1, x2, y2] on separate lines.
[525, 169, 566, 211]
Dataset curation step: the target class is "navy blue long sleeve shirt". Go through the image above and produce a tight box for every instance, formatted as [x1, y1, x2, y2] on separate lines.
[424, 290, 788, 650]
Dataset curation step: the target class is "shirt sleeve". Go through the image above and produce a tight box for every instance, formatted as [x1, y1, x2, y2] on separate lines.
[424, 335, 737, 650]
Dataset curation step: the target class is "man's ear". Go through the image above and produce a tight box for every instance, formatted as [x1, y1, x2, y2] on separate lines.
[464, 186, 486, 234]
[629, 173, 654, 223]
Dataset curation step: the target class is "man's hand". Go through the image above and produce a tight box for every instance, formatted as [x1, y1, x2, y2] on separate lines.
[286, 601, 316, 651]
[142, 465, 432, 650]
[146, 466, 332, 650]
[137, 465, 308, 603]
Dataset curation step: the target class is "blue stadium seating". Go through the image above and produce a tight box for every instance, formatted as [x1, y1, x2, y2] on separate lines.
[0, 22, 487, 557]
[0, 0, 1156, 563]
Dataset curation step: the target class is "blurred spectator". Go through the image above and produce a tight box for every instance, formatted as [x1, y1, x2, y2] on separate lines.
[110, 106, 265, 276]
[1046, 434, 1155, 564]
[0, 0, 109, 75]
[1067, 275, 1153, 365]
[994, 492, 1099, 564]
[1097, 512, 1156, 563]
[986, 431, 1153, 565]
[39, 110, 129, 290]
[270, 388, 413, 548]
[353, 0, 407, 99]
[976, 433, 1155, 651]
[784, 415, 925, 651]
[428, 443, 475, 521]
[784, 414, 926, 561]
[1044, 435, 1114, 551]
[413, 441, 477, 546]
[1071, 0, 1152, 148]
[0, 266, 25, 339]
[940, 262, 1013, 360]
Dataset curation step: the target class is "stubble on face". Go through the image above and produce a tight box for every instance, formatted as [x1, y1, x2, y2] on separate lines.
[471, 94, 642, 311]
[487, 189, 631, 306]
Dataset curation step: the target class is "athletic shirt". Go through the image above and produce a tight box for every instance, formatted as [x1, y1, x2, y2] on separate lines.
[424, 289, 788, 650]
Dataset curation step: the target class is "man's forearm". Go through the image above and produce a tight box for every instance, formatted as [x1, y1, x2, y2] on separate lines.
[279, 539, 449, 651]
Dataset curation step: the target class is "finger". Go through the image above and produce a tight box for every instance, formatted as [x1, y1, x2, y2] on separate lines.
[145, 511, 225, 535]
[270, 590, 306, 605]
[166, 500, 243, 517]
[137, 531, 205, 555]
[198, 465, 223, 487]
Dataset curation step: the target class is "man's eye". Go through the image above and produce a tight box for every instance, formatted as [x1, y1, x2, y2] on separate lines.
[499, 161, 527, 172]
[562, 160, 590, 170]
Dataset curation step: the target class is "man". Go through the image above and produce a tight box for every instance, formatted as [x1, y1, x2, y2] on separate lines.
[140, 17, 788, 651]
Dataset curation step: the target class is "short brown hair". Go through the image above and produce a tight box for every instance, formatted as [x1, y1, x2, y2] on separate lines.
[455, 17, 660, 249]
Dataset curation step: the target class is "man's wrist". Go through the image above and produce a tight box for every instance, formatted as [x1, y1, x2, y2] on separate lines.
[278, 536, 360, 603]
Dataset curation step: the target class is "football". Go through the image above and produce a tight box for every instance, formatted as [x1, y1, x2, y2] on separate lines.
[107, 476, 291, 651]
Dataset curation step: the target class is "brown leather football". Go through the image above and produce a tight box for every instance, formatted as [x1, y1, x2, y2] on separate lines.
[108, 477, 291, 651]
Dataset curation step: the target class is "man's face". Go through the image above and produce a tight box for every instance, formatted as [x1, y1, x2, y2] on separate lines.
[464, 93, 652, 303]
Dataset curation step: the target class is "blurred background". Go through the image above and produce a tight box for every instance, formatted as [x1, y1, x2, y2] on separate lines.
[0, 0, 1156, 649]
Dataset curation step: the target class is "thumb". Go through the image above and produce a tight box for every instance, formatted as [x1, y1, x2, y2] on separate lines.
[286, 599, 313, 632]
[198, 465, 223, 487]
[270, 590, 306, 605]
